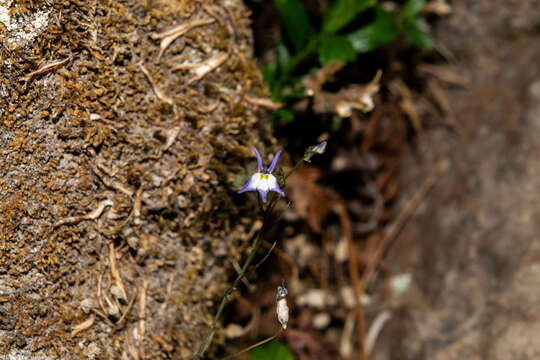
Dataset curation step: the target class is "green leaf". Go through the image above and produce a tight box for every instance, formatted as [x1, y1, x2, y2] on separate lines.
[403, 0, 425, 20]
[323, 0, 377, 34]
[262, 61, 283, 100]
[403, 17, 434, 50]
[250, 339, 295, 360]
[273, 108, 295, 123]
[262, 43, 292, 100]
[262, 62, 277, 87]
[332, 115, 343, 132]
[318, 34, 357, 64]
[276, 42, 291, 70]
[286, 84, 307, 99]
[274, 0, 315, 52]
[347, 7, 398, 53]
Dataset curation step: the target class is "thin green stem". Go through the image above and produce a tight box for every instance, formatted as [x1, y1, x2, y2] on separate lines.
[255, 202, 291, 269]
[282, 158, 306, 185]
[195, 148, 314, 358]
[194, 231, 263, 359]
[220, 329, 283, 360]
[194, 199, 279, 359]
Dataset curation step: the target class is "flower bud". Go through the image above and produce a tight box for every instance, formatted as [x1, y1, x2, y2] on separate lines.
[276, 285, 289, 330]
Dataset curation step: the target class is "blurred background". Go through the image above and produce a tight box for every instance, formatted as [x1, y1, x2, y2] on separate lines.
[220, 0, 540, 359]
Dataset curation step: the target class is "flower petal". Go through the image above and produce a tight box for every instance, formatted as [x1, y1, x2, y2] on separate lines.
[265, 174, 285, 197]
[237, 172, 285, 202]
[258, 189, 269, 203]
[268, 150, 282, 173]
[271, 187, 285, 197]
[237, 173, 259, 194]
[312, 141, 327, 154]
[253, 147, 263, 172]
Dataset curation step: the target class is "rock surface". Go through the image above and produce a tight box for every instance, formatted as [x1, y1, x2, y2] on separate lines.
[376, 1, 540, 359]
[0, 0, 272, 358]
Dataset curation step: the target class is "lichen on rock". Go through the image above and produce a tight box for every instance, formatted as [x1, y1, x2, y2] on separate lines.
[0, 0, 272, 357]
[0, 0, 50, 48]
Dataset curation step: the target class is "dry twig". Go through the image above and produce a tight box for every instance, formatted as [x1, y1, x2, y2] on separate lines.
[245, 96, 282, 110]
[109, 242, 128, 301]
[163, 126, 181, 151]
[126, 325, 140, 360]
[261, 240, 299, 285]
[138, 280, 149, 359]
[223, 5, 237, 38]
[418, 63, 470, 87]
[116, 291, 137, 326]
[172, 52, 228, 84]
[199, 99, 221, 113]
[195, 1, 224, 27]
[133, 186, 143, 226]
[340, 311, 356, 358]
[97, 272, 107, 316]
[366, 310, 392, 355]
[54, 199, 113, 228]
[426, 78, 462, 134]
[151, 18, 215, 60]
[391, 79, 423, 135]
[151, 334, 174, 352]
[359, 160, 449, 293]
[24, 57, 70, 85]
[139, 63, 173, 104]
[321, 228, 331, 307]
[71, 314, 96, 337]
[335, 202, 367, 360]
[221, 329, 283, 360]
[89, 113, 127, 129]
[91, 162, 134, 197]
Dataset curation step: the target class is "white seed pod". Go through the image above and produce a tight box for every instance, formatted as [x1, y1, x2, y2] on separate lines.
[276, 285, 289, 330]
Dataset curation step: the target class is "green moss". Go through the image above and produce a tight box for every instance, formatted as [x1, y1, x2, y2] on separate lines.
[0, 0, 273, 357]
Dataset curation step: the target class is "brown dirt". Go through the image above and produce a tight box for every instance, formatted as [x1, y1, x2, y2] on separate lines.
[374, 1, 540, 359]
[0, 0, 273, 358]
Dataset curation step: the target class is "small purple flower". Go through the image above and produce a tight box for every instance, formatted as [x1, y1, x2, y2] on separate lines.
[312, 141, 327, 154]
[238, 147, 285, 203]
[304, 141, 327, 162]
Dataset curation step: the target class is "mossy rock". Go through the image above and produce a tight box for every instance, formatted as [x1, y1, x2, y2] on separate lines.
[0, 0, 273, 357]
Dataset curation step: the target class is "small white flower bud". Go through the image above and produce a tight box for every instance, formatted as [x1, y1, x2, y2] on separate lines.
[277, 298, 289, 330]
[304, 141, 327, 162]
[276, 285, 289, 330]
[312, 141, 327, 154]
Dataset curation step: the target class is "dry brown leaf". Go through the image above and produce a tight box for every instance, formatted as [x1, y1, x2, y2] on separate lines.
[304, 62, 344, 93]
[286, 167, 338, 233]
[300, 64, 382, 117]
[424, 0, 452, 16]
[335, 69, 382, 117]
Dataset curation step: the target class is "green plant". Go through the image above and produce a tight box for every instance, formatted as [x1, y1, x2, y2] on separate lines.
[250, 339, 296, 360]
[262, 0, 434, 123]
[193, 143, 327, 359]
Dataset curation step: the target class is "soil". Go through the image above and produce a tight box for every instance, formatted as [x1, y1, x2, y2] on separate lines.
[375, 1, 540, 359]
[0, 0, 273, 358]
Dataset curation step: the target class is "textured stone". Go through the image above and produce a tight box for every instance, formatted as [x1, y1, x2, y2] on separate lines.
[0, 0, 272, 357]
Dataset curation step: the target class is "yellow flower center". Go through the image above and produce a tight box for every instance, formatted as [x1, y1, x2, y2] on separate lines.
[259, 174, 269, 181]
